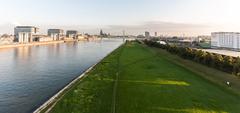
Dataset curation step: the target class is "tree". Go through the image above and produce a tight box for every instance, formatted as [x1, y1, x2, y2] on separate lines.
[203, 52, 214, 66]
[223, 56, 234, 73]
[143, 39, 239, 75]
[194, 50, 206, 63]
[233, 57, 240, 75]
[213, 54, 224, 69]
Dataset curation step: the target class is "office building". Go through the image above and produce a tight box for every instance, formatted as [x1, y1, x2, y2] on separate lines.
[48, 29, 64, 41]
[14, 26, 39, 43]
[66, 30, 78, 39]
[211, 32, 240, 50]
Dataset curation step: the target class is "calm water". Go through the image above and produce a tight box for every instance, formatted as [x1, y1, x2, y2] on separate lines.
[0, 39, 123, 113]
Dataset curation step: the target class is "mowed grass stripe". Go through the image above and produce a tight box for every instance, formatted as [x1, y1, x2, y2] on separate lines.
[49, 42, 240, 113]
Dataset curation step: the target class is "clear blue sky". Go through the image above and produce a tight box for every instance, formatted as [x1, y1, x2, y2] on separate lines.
[0, 0, 240, 36]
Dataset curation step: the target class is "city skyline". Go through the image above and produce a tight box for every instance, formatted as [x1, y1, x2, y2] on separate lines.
[1, 0, 240, 36]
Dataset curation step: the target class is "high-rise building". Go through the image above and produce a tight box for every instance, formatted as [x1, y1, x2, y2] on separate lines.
[155, 32, 158, 37]
[14, 26, 39, 43]
[145, 31, 150, 38]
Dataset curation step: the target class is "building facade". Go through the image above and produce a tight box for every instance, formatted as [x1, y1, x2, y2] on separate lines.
[33, 35, 53, 42]
[48, 29, 64, 41]
[145, 31, 150, 38]
[66, 30, 78, 39]
[14, 26, 39, 43]
[211, 32, 240, 50]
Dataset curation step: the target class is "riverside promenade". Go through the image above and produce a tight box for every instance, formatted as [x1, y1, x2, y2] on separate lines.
[0, 41, 65, 49]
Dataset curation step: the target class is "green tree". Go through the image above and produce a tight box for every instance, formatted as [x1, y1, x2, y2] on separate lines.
[203, 52, 214, 66]
[213, 54, 224, 69]
[194, 50, 206, 63]
[233, 57, 240, 76]
[223, 56, 234, 72]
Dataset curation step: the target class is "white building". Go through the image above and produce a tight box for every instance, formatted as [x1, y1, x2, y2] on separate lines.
[48, 29, 64, 41]
[211, 32, 240, 50]
[33, 35, 53, 42]
[14, 26, 39, 43]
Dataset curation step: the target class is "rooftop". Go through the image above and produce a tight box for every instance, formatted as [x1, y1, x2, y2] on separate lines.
[15, 26, 39, 29]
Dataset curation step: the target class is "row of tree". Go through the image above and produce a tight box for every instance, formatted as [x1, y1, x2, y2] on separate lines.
[144, 40, 240, 76]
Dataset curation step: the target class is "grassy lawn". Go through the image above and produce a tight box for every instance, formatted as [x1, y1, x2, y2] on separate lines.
[49, 42, 240, 113]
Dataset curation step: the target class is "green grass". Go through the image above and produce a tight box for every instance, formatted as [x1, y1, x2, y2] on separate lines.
[48, 42, 240, 113]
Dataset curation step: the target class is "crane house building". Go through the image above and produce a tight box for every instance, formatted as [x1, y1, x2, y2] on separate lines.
[14, 26, 39, 43]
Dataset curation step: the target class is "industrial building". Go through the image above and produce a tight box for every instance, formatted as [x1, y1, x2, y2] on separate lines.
[48, 29, 64, 41]
[211, 32, 240, 50]
[14, 26, 39, 43]
[66, 30, 78, 39]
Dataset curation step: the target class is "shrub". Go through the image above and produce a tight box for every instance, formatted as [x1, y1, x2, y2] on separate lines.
[143, 40, 240, 76]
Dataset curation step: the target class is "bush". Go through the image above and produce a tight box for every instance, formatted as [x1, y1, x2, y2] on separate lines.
[144, 40, 239, 76]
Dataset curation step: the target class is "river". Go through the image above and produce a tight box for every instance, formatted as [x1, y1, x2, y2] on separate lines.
[0, 39, 123, 113]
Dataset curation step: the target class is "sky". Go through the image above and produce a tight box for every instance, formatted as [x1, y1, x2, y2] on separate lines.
[0, 0, 240, 36]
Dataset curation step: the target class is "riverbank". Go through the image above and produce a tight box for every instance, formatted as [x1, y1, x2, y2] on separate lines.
[0, 41, 64, 49]
[34, 63, 97, 113]
[33, 42, 124, 113]
[40, 41, 240, 113]
[0, 38, 103, 49]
